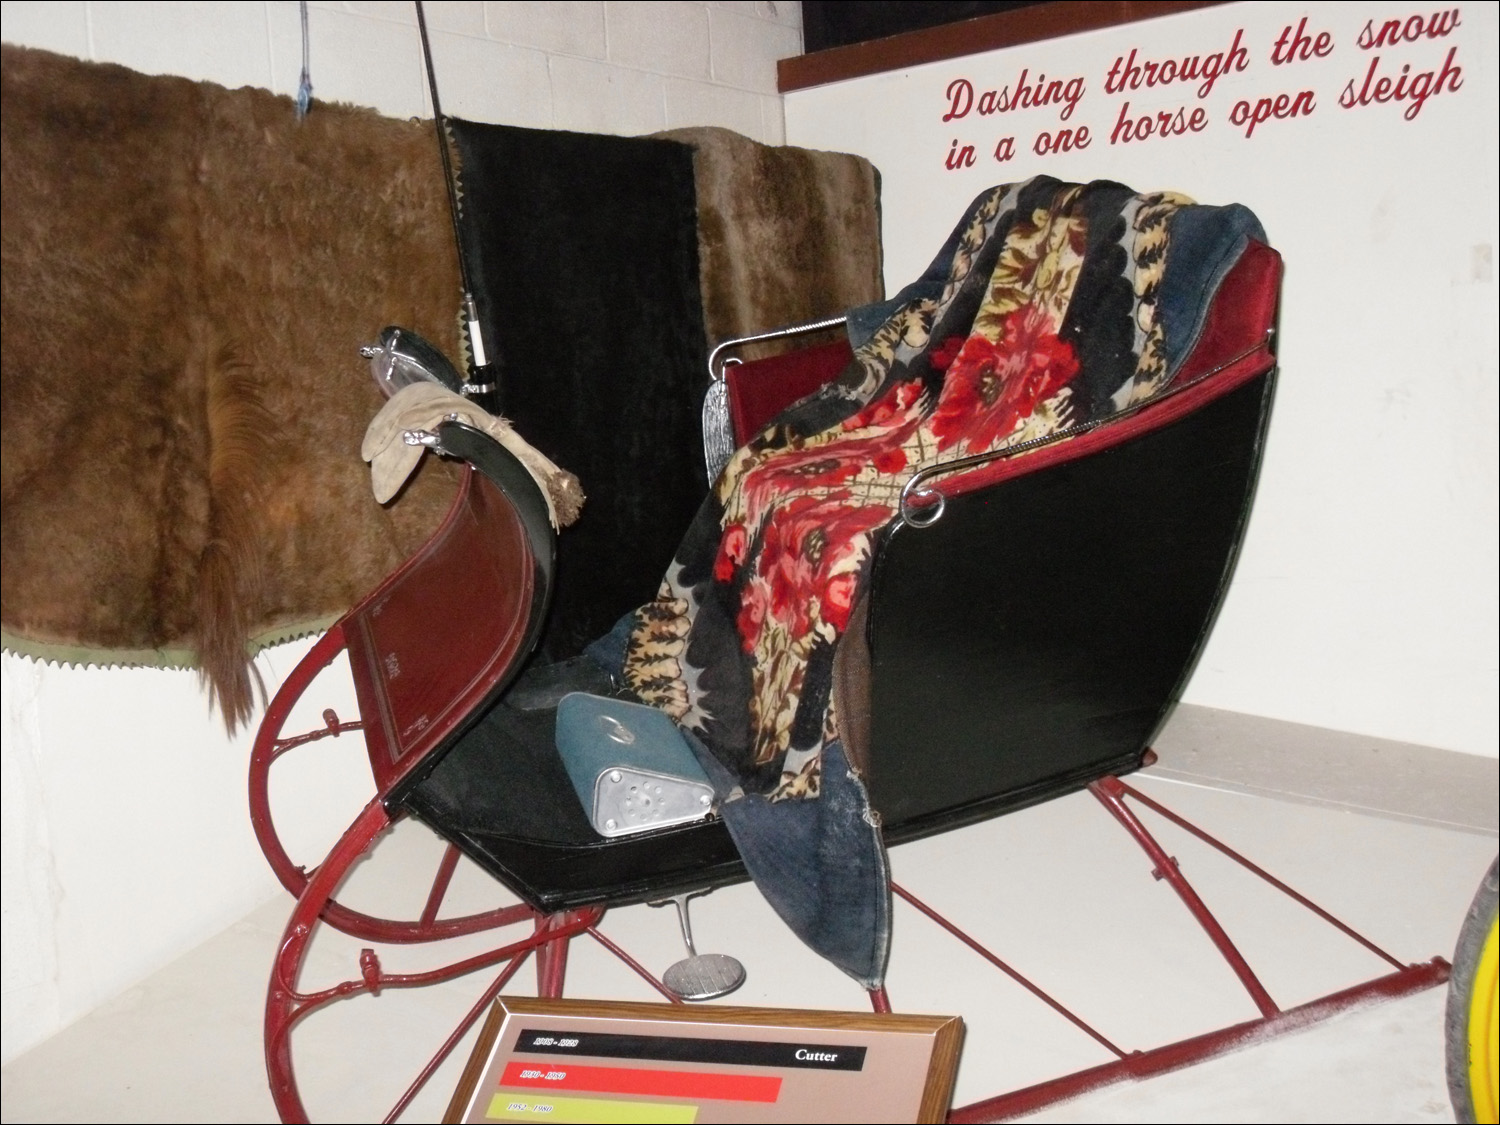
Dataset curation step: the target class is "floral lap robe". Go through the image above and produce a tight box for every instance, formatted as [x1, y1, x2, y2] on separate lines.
[621, 177, 1266, 983]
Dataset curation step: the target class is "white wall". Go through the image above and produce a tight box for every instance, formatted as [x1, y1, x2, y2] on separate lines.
[0, 0, 803, 1064]
[785, 0, 1498, 759]
[5, 0, 1495, 1071]
[0, 0, 798, 138]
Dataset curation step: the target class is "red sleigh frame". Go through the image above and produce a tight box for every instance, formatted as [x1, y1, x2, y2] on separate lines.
[248, 239, 1449, 1123]
[252, 659, 1447, 1122]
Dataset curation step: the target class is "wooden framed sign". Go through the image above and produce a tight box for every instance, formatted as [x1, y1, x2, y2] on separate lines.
[445, 998, 963, 1124]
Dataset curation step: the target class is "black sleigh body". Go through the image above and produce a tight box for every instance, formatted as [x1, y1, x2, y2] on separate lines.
[249, 142, 1445, 1124]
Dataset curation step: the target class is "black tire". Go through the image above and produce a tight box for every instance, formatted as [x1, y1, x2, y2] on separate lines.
[1447, 856, 1499, 1124]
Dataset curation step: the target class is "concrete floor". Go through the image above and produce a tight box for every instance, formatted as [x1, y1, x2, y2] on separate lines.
[2, 712, 1495, 1123]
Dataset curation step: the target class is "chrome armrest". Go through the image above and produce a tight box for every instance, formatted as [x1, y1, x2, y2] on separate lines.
[706, 314, 848, 383]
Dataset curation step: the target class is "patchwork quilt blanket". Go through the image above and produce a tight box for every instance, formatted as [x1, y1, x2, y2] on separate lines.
[620, 176, 1266, 982]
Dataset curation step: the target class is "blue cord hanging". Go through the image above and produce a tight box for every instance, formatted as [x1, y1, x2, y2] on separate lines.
[295, 0, 313, 121]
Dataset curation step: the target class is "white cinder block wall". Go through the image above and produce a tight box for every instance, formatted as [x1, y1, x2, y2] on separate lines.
[0, 0, 802, 1064]
[0, 1, 798, 140]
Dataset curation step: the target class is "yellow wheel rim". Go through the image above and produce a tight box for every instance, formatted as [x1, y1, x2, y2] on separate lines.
[1469, 915, 1500, 1124]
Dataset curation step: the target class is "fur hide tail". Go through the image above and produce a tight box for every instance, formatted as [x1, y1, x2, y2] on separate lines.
[195, 335, 271, 731]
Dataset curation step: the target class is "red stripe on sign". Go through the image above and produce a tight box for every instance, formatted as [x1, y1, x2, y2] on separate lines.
[500, 1060, 781, 1103]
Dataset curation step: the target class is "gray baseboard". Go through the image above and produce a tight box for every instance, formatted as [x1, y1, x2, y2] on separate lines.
[1146, 704, 1498, 837]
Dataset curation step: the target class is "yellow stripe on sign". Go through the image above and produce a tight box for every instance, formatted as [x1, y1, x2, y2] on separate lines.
[485, 1092, 699, 1123]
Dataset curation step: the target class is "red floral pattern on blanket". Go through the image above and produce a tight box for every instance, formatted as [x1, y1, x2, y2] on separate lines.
[624, 179, 1194, 800]
[736, 495, 888, 649]
[930, 306, 1079, 454]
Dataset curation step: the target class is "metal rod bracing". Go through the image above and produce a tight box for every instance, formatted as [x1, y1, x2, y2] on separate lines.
[419, 844, 464, 928]
[415, 1, 473, 301]
[586, 926, 686, 1004]
[707, 314, 849, 381]
[1114, 778, 1408, 972]
[382, 952, 533, 1124]
[891, 881, 1126, 1058]
[1090, 777, 1280, 1018]
[947, 960, 1449, 1123]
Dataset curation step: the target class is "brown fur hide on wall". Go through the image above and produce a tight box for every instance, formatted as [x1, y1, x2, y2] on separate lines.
[0, 45, 883, 730]
[1, 45, 465, 728]
[660, 127, 882, 359]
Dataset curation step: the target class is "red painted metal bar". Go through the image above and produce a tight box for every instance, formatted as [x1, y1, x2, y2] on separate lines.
[947, 958, 1450, 1123]
[585, 926, 686, 1004]
[248, 626, 535, 946]
[268, 798, 393, 1123]
[535, 912, 579, 998]
[892, 882, 1126, 1059]
[380, 951, 533, 1125]
[1089, 777, 1280, 1018]
[419, 845, 463, 927]
[250, 625, 354, 892]
[1114, 778, 1408, 971]
[269, 709, 365, 762]
[279, 904, 595, 1016]
[869, 987, 893, 1013]
[270, 915, 595, 1121]
[265, 798, 600, 1123]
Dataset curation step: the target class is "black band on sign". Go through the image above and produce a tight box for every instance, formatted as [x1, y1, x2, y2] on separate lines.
[514, 1029, 866, 1071]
